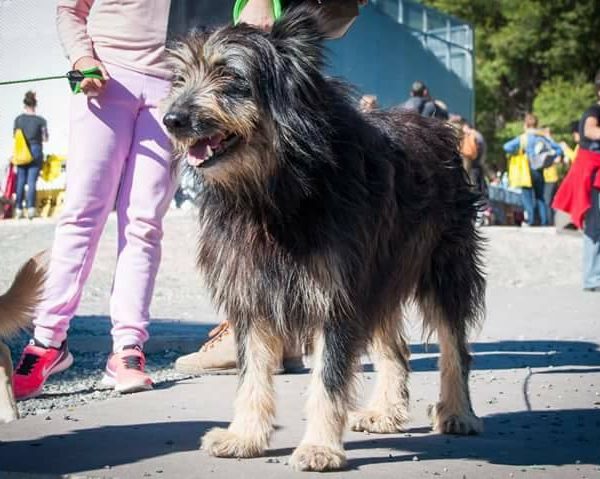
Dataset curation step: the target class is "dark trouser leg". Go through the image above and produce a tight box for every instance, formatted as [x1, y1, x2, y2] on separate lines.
[531, 169, 548, 225]
[521, 187, 535, 225]
[26, 161, 41, 211]
[543, 181, 557, 225]
[14, 166, 27, 212]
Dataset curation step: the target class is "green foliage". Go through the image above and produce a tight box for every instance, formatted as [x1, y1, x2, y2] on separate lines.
[533, 75, 596, 140]
[420, 0, 600, 169]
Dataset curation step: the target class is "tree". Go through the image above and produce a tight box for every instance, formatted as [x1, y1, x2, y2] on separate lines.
[533, 75, 596, 141]
[421, 0, 600, 168]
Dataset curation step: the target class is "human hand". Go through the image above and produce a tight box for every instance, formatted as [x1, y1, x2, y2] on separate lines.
[72, 56, 109, 97]
[238, 0, 275, 31]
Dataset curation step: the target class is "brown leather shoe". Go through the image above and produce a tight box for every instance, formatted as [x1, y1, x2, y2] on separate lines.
[174, 320, 306, 376]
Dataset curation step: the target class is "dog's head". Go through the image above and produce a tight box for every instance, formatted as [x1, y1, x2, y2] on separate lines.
[163, 6, 333, 189]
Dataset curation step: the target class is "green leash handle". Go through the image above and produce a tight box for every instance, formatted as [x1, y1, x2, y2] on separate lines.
[233, 0, 283, 25]
[66, 67, 104, 94]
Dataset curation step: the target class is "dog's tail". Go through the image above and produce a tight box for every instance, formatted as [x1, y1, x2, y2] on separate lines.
[0, 253, 47, 339]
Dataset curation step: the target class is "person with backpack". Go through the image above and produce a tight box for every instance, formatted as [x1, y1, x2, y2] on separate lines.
[504, 113, 563, 226]
[12, 91, 48, 220]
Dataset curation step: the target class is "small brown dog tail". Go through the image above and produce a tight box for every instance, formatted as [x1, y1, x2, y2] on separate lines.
[0, 252, 47, 339]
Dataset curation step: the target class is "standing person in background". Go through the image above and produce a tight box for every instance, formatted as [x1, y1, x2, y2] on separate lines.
[450, 115, 484, 187]
[553, 70, 600, 291]
[504, 113, 563, 226]
[541, 127, 562, 225]
[13, 91, 47, 220]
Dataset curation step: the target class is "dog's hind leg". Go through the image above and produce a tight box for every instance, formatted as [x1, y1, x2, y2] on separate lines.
[0, 342, 19, 423]
[202, 321, 282, 458]
[290, 325, 360, 472]
[427, 318, 482, 435]
[350, 315, 410, 433]
[418, 235, 484, 435]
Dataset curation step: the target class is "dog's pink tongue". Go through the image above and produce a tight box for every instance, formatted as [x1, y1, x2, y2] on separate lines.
[187, 140, 209, 167]
[187, 134, 225, 167]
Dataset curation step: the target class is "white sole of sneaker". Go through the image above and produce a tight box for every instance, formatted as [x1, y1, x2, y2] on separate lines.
[100, 374, 153, 394]
[17, 352, 74, 401]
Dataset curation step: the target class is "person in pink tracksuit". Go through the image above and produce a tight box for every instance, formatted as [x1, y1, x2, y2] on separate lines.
[12, 0, 276, 399]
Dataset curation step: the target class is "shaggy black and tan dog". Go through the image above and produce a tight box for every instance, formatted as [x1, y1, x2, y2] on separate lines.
[163, 6, 485, 472]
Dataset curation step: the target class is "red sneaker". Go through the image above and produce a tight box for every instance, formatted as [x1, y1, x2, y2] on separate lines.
[13, 339, 73, 400]
[101, 345, 153, 394]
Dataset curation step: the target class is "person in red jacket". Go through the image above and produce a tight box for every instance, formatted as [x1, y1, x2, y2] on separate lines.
[553, 70, 600, 291]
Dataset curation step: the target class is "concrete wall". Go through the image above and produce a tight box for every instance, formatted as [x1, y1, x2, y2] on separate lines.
[327, 4, 473, 121]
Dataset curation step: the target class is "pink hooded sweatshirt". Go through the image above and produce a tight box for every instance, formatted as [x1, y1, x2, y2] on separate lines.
[56, 0, 172, 79]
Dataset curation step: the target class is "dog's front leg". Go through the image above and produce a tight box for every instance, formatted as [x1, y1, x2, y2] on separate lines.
[0, 342, 19, 423]
[202, 321, 282, 458]
[290, 328, 359, 472]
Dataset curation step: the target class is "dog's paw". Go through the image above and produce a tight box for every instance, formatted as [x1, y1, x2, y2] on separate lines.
[289, 444, 347, 472]
[349, 410, 407, 433]
[427, 403, 483, 435]
[201, 427, 265, 458]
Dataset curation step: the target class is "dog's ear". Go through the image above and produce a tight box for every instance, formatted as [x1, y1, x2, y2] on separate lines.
[166, 30, 212, 72]
[251, 7, 334, 184]
[269, 4, 327, 72]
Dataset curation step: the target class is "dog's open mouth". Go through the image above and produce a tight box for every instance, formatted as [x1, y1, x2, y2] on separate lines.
[187, 133, 240, 168]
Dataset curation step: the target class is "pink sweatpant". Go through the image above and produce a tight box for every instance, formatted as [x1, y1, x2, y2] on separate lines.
[34, 64, 175, 351]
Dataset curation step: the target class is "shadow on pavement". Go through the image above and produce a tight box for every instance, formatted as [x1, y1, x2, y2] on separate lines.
[1, 408, 598, 473]
[367, 339, 600, 373]
[344, 408, 600, 469]
[0, 421, 227, 475]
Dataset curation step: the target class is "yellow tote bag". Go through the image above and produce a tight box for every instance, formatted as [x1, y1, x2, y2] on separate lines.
[508, 134, 532, 188]
[12, 128, 33, 166]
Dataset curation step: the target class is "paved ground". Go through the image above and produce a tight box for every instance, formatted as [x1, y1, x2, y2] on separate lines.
[1, 213, 599, 478]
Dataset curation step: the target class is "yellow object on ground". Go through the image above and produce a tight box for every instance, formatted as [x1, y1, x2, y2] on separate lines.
[36, 189, 65, 218]
[41, 154, 65, 182]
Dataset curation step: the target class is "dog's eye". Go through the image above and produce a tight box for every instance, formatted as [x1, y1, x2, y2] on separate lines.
[173, 75, 185, 85]
[224, 69, 248, 85]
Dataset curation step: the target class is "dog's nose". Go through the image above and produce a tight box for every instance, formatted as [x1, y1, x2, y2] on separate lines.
[163, 111, 191, 130]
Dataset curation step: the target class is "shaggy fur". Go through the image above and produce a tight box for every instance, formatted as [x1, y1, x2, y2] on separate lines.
[0, 254, 46, 423]
[164, 5, 485, 472]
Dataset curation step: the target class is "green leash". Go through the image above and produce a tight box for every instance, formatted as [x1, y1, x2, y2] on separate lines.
[0, 67, 104, 94]
[233, 0, 283, 24]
